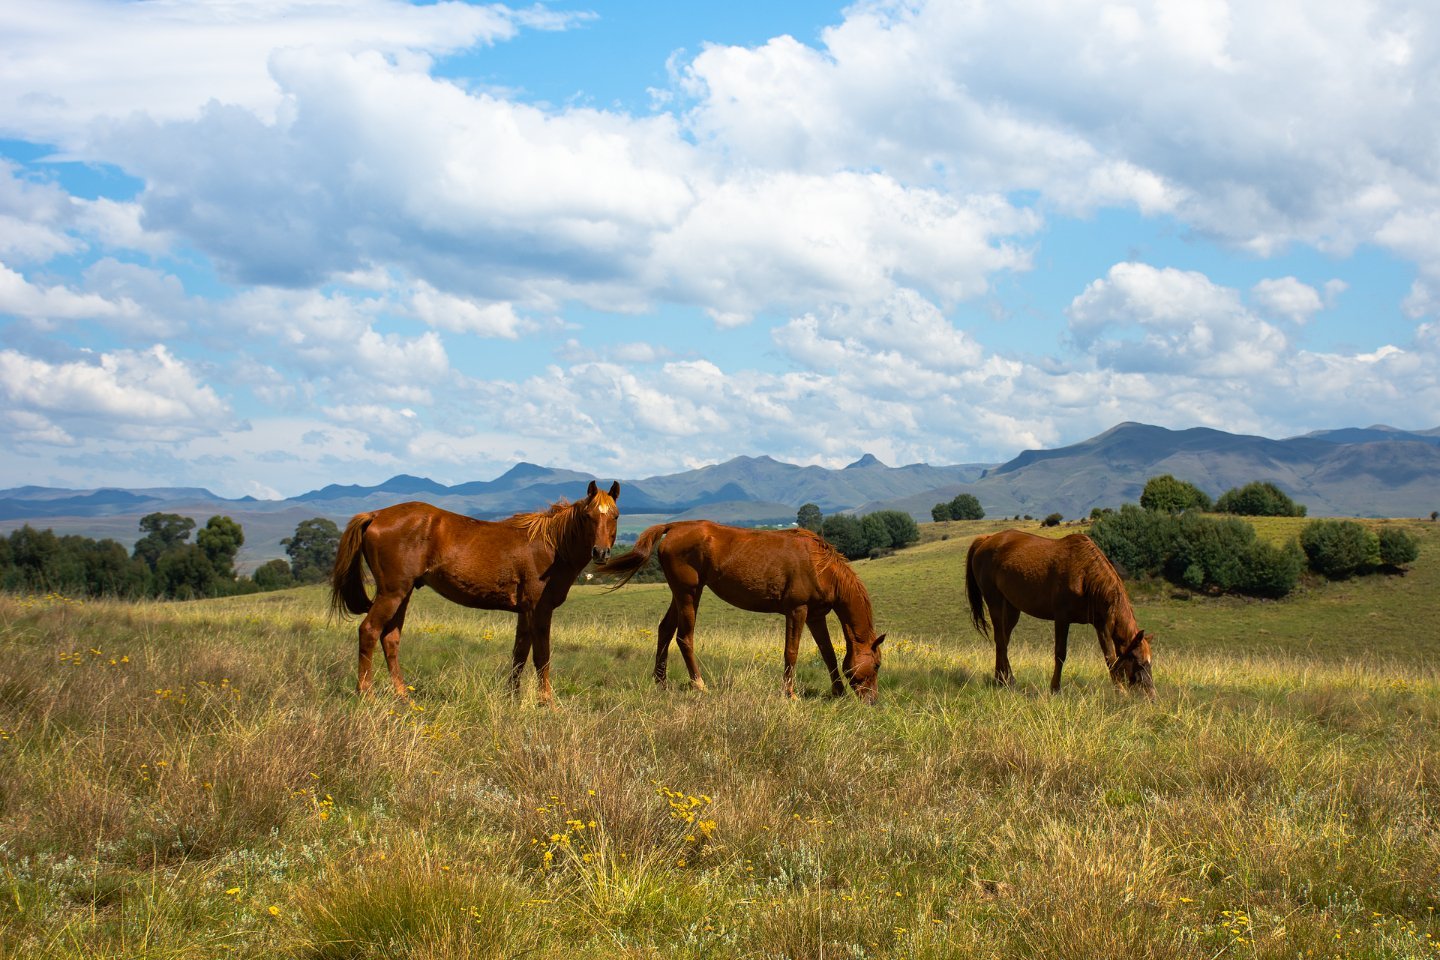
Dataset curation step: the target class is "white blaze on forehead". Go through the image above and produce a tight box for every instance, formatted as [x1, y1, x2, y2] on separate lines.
[597, 503, 611, 514]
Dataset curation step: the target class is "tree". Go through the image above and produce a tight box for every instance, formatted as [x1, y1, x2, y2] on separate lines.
[949, 493, 984, 520]
[155, 544, 218, 599]
[931, 502, 952, 522]
[1042, 513, 1063, 527]
[196, 515, 245, 580]
[797, 503, 823, 532]
[134, 513, 195, 570]
[283, 518, 342, 583]
[253, 558, 295, 590]
[1215, 481, 1306, 517]
[1139, 475, 1212, 513]
[874, 510, 920, 549]
[820, 515, 869, 560]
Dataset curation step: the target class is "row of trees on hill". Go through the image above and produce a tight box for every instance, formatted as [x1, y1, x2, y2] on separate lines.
[797, 504, 920, 560]
[0, 514, 342, 600]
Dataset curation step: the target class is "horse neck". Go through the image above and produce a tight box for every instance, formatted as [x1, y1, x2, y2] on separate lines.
[1097, 587, 1138, 647]
[830, 574, 875, 638]
[523, 503, 594, 575]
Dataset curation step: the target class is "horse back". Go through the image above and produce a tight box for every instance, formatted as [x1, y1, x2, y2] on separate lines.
[662, 521, 825, 610]
[362, 501, 535, 607]
[971, 529, 1097, 621]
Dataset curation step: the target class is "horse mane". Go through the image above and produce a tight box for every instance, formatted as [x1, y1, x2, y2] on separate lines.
[1072, 534, 1134, 625]
[503, 497, 590, 549]
[797, 529, 872, 612]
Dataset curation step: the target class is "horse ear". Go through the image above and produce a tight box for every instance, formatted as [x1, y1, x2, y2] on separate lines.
[608, 480, 620, 501]
[587, 480, 599, 498]
[873, 634, 886, 649]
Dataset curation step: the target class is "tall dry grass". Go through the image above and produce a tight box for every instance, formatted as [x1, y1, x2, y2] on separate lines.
[1, 542, 1438, 959]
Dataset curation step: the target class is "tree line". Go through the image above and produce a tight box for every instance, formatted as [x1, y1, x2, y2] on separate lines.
[0, 514, 342, 600]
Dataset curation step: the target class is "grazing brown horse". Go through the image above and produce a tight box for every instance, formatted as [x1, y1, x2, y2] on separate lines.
[595, 521, 885, 703]
[965, 529, 1154, 696]
[329, 481, 620, 703]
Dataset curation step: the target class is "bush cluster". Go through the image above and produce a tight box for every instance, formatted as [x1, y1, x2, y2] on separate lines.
[822, 510, 920, 560]
[1089, 505, 1303, 598]
[1215, 481, 1307, 517]
[931, 493, 984, 522]
[1300, 519, 1418, 578]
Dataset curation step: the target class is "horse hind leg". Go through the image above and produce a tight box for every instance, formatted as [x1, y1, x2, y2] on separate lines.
[358, 588, 409, 697]
[991, 599, 1020, 687]
[654, 603, 678, 687]
[379, 592, 414, 698]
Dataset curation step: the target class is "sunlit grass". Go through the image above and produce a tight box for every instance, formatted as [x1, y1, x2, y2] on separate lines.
[1, 521, 1438, 957]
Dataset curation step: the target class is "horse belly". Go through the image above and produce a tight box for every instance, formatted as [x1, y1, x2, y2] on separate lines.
[428, 570, 520, 611]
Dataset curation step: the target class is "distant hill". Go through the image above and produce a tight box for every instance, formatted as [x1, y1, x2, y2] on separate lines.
[2, 422, 1436, 566]
[860, 422, 1440, 520]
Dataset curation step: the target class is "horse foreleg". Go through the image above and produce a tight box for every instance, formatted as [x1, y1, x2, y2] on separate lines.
[807, 611, 844, 697]
[781, 608, 806, 700]
[1051, 620, 1070, 694]
[1096, 625, 1123, 691]
[674, 588, 706, 692]
[357, 590, 407, 697]
[509, 613, 533, 701]
[530, 607, 555, 707]
[380, 592, 413, 698]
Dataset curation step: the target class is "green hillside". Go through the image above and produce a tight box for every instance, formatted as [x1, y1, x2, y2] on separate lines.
[1, 519, 1437, 958]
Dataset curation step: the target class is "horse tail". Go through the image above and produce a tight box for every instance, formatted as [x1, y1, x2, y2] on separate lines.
[329, 512, 376, 621]
[965, 535, 991, 638]
[593, 522, 674, 590]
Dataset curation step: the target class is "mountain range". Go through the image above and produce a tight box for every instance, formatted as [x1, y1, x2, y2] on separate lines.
[3, 421, 1437, 569]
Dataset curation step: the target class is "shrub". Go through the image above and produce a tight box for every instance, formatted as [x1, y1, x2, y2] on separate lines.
[1139, 474, 1212, 513]
[1042, 513, 1063, 527]
[1215, 481, 1306, 517]
[1377, 527, 1419, 567]
[1091, 505, 1301, 598]
[820, 515, 869, 560]
[1300, 520, 1379, 579]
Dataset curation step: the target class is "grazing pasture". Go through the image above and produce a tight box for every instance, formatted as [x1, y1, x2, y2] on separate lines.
[1, 518, 1437, 959]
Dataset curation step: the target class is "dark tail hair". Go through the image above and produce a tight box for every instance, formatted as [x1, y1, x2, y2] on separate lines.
[965, 535, 991, 638]
[592, 522, 675, 590]
[329, 512, 375, 621]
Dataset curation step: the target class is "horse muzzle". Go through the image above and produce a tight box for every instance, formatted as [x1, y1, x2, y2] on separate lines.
[591, 546, 612, 563]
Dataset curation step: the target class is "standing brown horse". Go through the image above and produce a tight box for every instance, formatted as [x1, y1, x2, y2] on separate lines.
[329, 481, 620, 703]
[965, 529, 1154, 696]
[595, 521, 885, 703]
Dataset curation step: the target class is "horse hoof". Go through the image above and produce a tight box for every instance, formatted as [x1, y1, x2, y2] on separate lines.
[691, 679, 707, 693]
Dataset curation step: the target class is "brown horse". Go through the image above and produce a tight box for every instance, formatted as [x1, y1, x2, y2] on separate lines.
[965, 529, 1154, 696]
[595, 521, 885, 703]
[329, 481, 620, 703]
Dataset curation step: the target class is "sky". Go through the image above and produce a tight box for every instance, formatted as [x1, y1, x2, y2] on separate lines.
[2, 0, 1439, 499]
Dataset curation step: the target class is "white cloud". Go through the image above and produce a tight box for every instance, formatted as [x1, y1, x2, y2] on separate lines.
[1068, 262, 1289, 376]
[1250, 276, 1325, 324]
[0, 260, 142, 327]
[0, 0, 567, 147]
[0, 344, 230, 441]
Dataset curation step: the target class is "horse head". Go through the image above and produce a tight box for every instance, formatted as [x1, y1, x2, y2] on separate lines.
[843, 633, 885, 705]
[1110, 629, 1155, 698]
[584, 480, 621, 563]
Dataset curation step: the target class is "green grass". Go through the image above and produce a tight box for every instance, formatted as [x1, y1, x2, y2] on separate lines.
[1, 521, 1438, 958]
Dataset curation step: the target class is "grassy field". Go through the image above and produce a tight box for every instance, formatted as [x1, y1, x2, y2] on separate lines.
[1, 519, 1438, 958]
